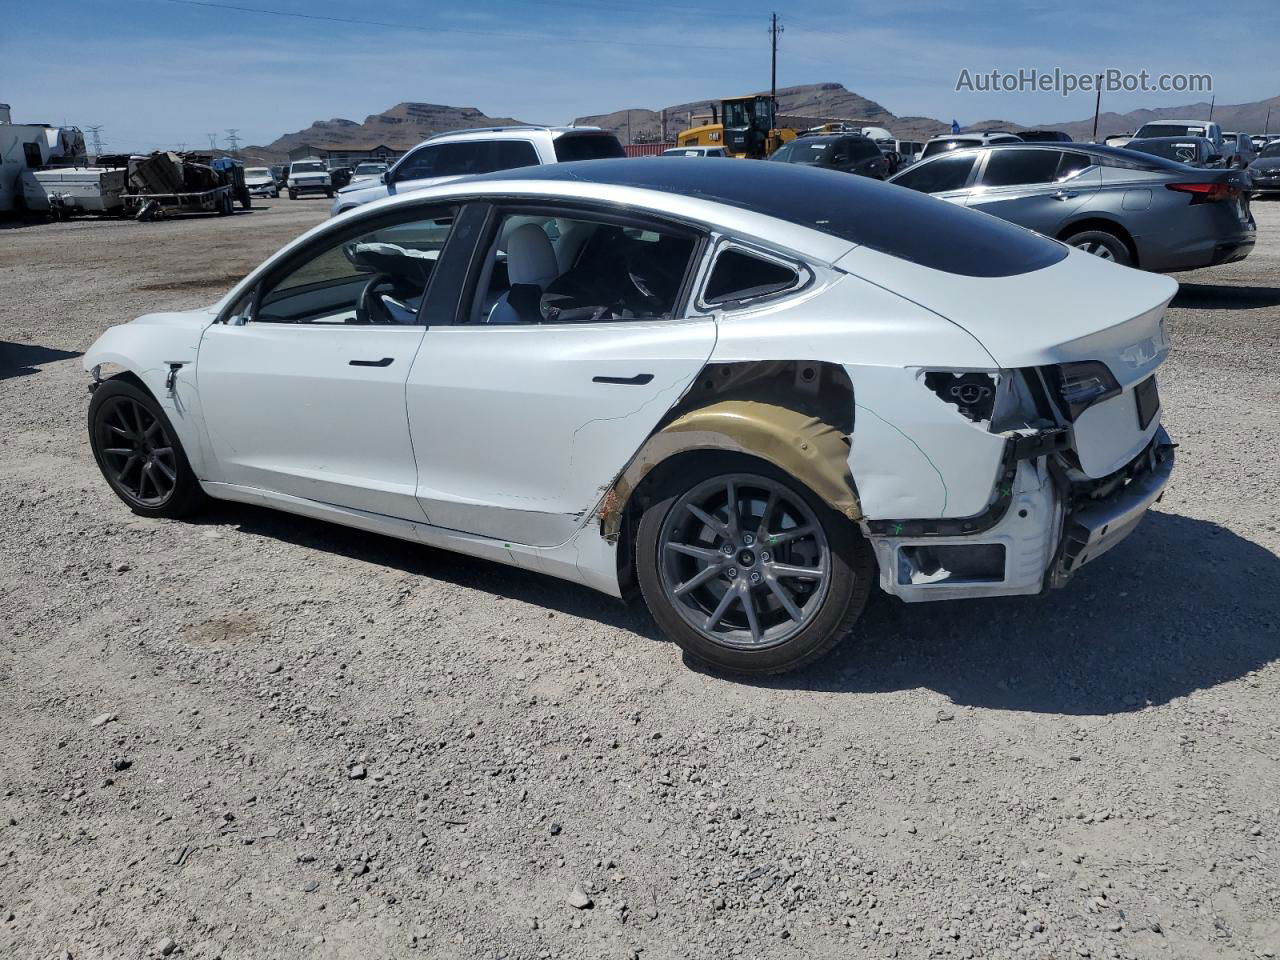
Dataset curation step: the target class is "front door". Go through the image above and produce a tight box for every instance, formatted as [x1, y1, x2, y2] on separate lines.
[196, 204, 460, 521]
[406, 207, 717, 547]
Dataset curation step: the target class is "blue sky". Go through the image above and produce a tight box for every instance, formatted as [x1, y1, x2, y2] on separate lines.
[3, 0, 1276, 152]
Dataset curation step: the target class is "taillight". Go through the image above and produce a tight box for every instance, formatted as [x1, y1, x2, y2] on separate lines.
[1166, 181, 1238, 204]
[1047, 361, 1121, 419]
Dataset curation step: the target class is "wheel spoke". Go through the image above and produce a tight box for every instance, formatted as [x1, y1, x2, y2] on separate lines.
[768, 561, 824, 581]
[665, 541, 723, 563]
[673, 561, 726, 597]
[765, 576, 804, 622]
[144, 418, 163, 440]
[740, 584, 763, 644]
[703, 587, 737, 632]
[152, 446, 173, 458]
[686, 502, 729, 538]
[131, 402, 146, 440]
[755, 491, 778, 540]
[102, 447, 134, 457]
[724, 479, 740, 539]
[115, 453, 141, 483]
[152, 457, 177, 484]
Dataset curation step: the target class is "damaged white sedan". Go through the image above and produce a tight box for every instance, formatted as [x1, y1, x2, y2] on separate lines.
[84, 159, 1175, 674]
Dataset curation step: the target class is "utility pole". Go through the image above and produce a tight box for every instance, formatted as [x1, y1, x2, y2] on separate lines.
[1208, 95, 1215, 121]
[1091, 74, 1103, 142]
[225, 128, 241, 152]
[769, 13, 783, 106]
[206, 132, 219, 150]
[1266, 107, 1272, 136]
[86, 125, 105, 156]
[626, 111, 632, 146]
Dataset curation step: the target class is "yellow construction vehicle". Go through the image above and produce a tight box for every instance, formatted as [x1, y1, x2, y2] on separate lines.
[675, 94, 797, 159]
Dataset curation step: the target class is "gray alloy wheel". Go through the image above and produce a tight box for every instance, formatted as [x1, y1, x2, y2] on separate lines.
[657, 472, 833, 650]
[88, 378, 207, 519]
[93, 393, 180, 508]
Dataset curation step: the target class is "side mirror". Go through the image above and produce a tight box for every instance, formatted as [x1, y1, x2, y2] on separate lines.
[380, 171, 389, 184]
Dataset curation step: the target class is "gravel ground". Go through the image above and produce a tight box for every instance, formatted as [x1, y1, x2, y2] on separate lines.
[1, 196, 1278, 960]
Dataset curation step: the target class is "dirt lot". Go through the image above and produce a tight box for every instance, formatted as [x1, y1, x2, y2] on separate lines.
[2, 195, 1278, 960]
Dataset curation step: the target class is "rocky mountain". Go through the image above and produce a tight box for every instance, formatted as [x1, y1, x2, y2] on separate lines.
[246, 85, 1280, 161]
[244, 101, 530, 161]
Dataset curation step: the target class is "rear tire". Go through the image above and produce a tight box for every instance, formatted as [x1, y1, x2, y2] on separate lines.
[1065, 228, 1132, 266]
[635, 455, 874, 675]
[88, 378, 208, 519]
[288, 189, 298, 200]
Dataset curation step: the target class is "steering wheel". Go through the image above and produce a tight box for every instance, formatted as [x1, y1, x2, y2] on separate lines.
[355, 273, 397, 324]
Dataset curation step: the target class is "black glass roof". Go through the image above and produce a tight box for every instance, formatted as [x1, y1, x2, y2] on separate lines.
[475, 158, 1066, 278]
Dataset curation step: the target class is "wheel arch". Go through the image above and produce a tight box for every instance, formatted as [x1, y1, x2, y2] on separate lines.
[1057, 217, 1140, 267]
[602, 360, 862, 597]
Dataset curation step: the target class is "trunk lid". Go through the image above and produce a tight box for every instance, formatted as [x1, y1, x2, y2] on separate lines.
[835, 242, 1176, 383]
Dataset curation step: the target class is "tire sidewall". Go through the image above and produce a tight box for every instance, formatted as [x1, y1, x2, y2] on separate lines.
[635, 454, 874, 676]
[88, 378, 205, 519]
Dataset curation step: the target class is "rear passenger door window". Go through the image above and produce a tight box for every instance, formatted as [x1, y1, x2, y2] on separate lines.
[979, 149, 1065, 187]
[464, 209, 700, 325]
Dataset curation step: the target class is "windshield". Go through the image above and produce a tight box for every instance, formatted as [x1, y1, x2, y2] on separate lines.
[244, 167, 271, 178]
[292, 161, 326, 173]
[353, 163, 386, 175]
[553, 134, 625, 162]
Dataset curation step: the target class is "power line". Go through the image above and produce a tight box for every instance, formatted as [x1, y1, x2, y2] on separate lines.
[86, 125, 106, 155]
[153, 0, 756, 52]
[206, 131, 219, 150]
[225, 128, 241, 151]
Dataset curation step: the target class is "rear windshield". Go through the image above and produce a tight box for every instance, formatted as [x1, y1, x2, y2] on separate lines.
[1261, 142, 1280, 158]
[553, 134, 625, 163]
[1138, 123, 1207, 139]
[481, 158, 1068, 278]
[1126, 139, 1202, 162]
[921, 138, 981, 159]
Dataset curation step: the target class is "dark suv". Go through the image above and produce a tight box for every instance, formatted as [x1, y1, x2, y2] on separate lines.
[769, 134, 887, 179]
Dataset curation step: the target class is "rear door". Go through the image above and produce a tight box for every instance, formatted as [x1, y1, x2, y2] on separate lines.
[405, 203, 716, 547]
[965, 149, 1100, 234]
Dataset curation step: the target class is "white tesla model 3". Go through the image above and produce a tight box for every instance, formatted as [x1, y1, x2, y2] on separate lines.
[84, 159, 1176, 675]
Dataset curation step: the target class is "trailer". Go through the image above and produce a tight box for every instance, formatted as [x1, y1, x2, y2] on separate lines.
[21, 166, 126, 218]
[123, 183, 237, 220]
[119, 150, 250, 220]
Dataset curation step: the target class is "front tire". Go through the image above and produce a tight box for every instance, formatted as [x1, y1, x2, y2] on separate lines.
[635, 456, 874, 675]
[89, 378, 207, 519]
[288, 189, 298, 200]
[1065, 228, 1132, 266]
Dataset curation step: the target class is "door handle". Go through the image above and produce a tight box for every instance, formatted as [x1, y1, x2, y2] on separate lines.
[349, 357, 394, 367]
[592, 373, 654, 385]
[1053, 190, 1079, 201]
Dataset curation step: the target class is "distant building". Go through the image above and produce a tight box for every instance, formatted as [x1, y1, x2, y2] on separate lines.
[286, 143, 406, 168]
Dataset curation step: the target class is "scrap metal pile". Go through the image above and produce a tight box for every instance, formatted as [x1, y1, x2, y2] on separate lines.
[117, 151, 247, 220]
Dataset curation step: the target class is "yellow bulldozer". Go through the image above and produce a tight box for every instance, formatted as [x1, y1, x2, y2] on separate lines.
[675, 94, 798, 159]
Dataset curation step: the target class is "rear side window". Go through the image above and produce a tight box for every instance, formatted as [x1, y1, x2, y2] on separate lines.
[703, 248, 801, 306]
[553, 134, 625, 162]
[981, 149, 1065, 187]
[486, 140, 540, 172]
[894, 153, 977, 193]
[1057, 151, 1092, 179]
